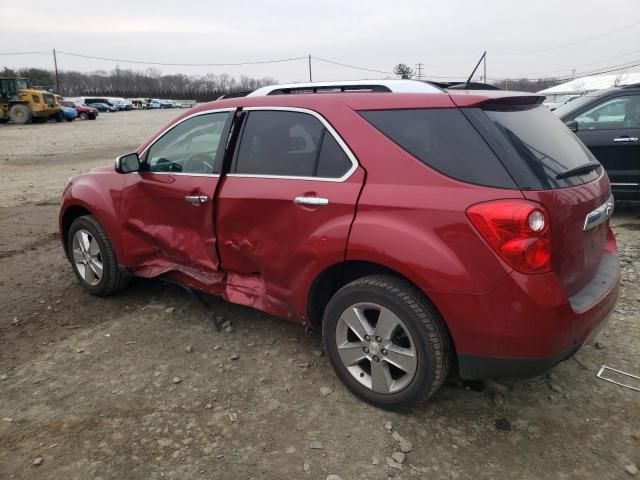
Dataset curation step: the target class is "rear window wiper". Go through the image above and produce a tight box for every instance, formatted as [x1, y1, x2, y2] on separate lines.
[555, 161, 601, 180]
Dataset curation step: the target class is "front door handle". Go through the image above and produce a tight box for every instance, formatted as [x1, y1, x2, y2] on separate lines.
[185, 194, 208, 204]
[294, 196, 329, 206]
[613, 137, 638, 142]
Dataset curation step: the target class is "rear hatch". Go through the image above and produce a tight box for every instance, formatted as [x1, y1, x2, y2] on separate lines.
[454, 93, 612, 296]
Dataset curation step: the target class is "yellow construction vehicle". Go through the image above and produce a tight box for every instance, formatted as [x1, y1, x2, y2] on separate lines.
[0, 77, 61, 124]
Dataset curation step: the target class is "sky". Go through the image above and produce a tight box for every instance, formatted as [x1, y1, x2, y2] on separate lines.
[1, 0, 639, 83]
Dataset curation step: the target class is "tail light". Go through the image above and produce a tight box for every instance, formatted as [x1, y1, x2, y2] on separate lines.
[466, 200, 551, 274]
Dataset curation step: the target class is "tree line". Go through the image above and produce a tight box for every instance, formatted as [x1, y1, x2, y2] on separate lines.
[1, 66, 277, 101]
[2, 64, 565, 99]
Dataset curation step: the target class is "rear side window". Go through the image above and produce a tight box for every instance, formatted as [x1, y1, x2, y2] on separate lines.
[483, 105, 600, 188]
[234, 110, 352, 178]
[360, 109, 516, 188]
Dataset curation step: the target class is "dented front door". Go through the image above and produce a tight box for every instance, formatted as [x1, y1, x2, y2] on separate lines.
[119, 110, 233, 278]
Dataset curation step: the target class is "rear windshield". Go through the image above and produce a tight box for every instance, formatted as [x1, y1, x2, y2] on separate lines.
[482, 105, 600, 189]
[360, 109, 516, 188]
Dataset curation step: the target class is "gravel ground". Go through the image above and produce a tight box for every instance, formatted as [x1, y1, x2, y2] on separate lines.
[0, 111, 639, 480]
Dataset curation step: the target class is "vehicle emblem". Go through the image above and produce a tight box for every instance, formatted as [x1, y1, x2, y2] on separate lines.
[583, 195, 614, 231]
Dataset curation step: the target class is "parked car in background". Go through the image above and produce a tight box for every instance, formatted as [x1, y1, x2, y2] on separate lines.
[148, 99, 162, 109]
[60, 105, 78, 122]
[61, 100, 98, 120]
[108, 98, 132, 111]
[130, 98, 149, 109]
[60, 80, 619, 410]
[544, 94, 581, 111]
[83, 97, 118, 111]
[554, 83, 640, 200]
[89, 102, 116, 113]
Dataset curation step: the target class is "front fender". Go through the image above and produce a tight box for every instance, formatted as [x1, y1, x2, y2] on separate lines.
[59, 171, 126, 263]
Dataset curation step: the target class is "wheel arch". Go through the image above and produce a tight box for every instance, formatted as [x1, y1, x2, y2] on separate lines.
[307, 261, 456, 353]
[60, 204, 94, 259]
[60, 200, 123, 264]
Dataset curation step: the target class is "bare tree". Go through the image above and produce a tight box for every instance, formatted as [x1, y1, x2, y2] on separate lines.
[393, 64, 414, 79]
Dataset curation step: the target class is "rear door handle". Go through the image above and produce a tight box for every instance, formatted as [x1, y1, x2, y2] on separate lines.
[613, 137, 638, 142]
[185, 194, 208, 204]
[294, 196, 329, 206]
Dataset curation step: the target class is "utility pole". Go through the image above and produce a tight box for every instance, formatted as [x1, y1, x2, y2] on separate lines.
[415, 63, 424, 79]
[308, 55, 312, 82]
[53, 48, 61, 94]
[483, 54, 486, 83]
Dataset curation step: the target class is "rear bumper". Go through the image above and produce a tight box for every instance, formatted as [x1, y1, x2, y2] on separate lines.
[431, 237, 620, 380]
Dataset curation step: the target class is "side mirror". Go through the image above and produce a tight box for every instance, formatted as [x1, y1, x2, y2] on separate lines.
[565, 120, 579, 133]
[115, 152, 140, 173]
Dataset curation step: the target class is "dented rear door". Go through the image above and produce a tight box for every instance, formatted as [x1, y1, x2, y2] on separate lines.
[215, 108, 363, 318]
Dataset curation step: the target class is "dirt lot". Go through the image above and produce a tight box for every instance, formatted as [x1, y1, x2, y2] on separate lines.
[0, 111, 639, 480]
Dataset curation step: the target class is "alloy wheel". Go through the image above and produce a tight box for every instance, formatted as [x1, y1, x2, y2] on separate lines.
[335, 302, 418, 394]
[71, 229, 104, 286]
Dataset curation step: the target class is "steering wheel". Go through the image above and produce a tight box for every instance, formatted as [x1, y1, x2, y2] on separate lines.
[154, 158, 182, 172]
[183, 153, 213, 174]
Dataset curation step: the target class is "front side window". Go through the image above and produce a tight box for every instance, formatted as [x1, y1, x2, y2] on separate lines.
[574, 95, 640, 130]
[146, 112, 230, 174]
[234, 110, 352, 178]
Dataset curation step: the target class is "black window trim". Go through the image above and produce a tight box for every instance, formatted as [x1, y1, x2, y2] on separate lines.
[139, 108, 236, 177]
[227, 106, 359, 182]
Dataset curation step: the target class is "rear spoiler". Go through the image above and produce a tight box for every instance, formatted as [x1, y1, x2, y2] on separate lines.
[449, 91, 545, 109]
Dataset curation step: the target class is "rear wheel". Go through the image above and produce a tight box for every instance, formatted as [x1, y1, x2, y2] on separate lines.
[67, 215, 131, 296]
[322, 275, 451, 410]
[54, 111, 63, 122]
[79, 112, 88, 120]
[9, 104, 32, 124]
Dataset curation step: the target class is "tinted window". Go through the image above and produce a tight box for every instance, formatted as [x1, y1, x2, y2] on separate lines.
[317, 133, 352, 178]
[146, 112, 230, 174]
[235, 110, 351, 178]
[360, 109, 516, 188]
[484, 105, 600, 188]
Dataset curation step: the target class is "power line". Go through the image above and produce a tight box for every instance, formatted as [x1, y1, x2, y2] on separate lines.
[0, 51, 50, 56]
[507, 48, 640, 77]
[311, 56, 394, 75]
[494, 21, 640, 55]
[56, 51, 308, 67]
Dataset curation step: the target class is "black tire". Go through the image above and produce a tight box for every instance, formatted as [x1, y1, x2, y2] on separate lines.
[322, 275, 451, 410]
[54, 111, 63, 122]
[9, 104, 32, 124]
[79, 112, 88, 120]
[65, 117, 74, 122]
[67, 215, 131, 296]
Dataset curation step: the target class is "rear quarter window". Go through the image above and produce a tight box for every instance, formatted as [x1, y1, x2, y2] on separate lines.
[360, 109, 516, 189]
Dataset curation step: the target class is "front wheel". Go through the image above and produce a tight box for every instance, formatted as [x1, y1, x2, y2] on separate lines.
[322, 275, 451, 410]
[67, 215, 131, 296]
[79, 112, 88, 120]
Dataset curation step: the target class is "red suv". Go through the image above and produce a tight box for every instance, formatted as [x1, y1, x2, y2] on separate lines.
[59, 80, 620, 409]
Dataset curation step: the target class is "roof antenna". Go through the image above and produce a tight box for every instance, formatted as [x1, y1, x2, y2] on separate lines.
[465, 51, 486, 89]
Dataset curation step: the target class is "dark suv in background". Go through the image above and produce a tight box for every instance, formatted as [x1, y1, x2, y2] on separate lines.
[554, 83, 640, 200]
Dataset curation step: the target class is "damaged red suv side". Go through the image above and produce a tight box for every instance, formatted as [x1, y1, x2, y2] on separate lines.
[59, 80, 620, 409]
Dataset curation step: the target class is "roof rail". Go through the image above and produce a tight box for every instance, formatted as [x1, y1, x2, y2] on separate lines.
[217, 91, 251, 100]
[247, 79, 443, 97]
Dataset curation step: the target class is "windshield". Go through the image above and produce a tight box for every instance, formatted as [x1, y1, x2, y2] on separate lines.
[16, 79, 29, 90]
[552, 95, 598, 118]
[483, 105, 600, 189]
